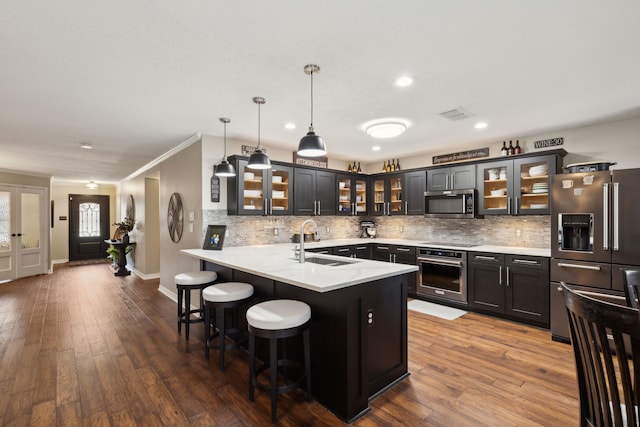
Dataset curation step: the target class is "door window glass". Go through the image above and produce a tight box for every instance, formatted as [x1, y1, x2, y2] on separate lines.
[0, 191, 10, 251]
[21, 193, 41, 249]
[79, 202, 101, 237]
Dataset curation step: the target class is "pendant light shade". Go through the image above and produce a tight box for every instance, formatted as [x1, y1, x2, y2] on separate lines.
[214, 117, 236, 177]
[248, 97, 271, 170]
[297, 64, 327, 157]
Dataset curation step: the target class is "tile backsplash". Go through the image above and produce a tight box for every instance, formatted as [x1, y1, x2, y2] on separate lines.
[202, 210, 551, 249]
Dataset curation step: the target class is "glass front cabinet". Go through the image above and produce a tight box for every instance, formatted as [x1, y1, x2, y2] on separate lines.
[371, 174, 405, 216]
[477, 154, 560, 216]
[337, 174, 367, 216]
[227, 156, 293, 215]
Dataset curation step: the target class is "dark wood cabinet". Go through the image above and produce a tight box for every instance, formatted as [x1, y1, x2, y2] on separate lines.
[403, 170, 426, 215]
[372, 244, 417, 294]
[477, 153, 563, 216]
[332, 244, 371, 259]
[294, 168, 336, 216]
[336, 174, 368, 216]
[468, 251, 549, 327]
[370, 174, 405, 216]
[227, 156, 294, 215]
[426, 164, 476, 192]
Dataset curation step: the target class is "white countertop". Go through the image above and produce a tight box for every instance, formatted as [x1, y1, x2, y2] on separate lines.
[182, 245, 418, 293]
[292, 238, 551, 258]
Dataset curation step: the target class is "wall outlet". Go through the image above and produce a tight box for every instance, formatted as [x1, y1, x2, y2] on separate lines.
[273, 228, 279, 236]
[326, 226, 330, 233]
[515, 228, 522, 238]
[399, 225, 404, 233]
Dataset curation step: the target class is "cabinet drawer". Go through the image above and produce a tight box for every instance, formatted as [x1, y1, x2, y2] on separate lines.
[469, 252, 505, 264]
[506, 255, 548, 270]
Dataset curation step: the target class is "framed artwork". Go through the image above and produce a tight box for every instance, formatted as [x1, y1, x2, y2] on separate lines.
[203, 225, 226, 250]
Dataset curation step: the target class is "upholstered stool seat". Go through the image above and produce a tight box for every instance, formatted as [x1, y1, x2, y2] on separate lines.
[246, 299, 311, 423]
[203, 282, 254, 369]
[175, 271, 218, 340]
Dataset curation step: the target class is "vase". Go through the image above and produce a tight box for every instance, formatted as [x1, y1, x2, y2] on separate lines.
[122, 233, 130, 244]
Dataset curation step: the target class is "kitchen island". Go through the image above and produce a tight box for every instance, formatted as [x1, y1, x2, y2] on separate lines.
[182, 245, 418, 423]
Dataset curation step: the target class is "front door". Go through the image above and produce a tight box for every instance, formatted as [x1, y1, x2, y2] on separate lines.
[69, 194, 110, 261]
[0, 185, 48, 281]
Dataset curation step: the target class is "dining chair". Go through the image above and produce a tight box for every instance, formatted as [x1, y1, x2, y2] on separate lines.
[622, 269, 640, 309]
[561, 282, 640, 427]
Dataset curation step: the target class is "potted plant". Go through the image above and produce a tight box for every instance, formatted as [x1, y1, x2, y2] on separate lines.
[113, 216, 135, 244]
[106, 245, 133, 267]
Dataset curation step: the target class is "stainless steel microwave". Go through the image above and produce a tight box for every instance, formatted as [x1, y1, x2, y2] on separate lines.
[424, 189, 476, 218]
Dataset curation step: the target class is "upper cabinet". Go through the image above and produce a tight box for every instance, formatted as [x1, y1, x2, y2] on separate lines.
[227, 156, 294, 215]
[337, 174, 368, 216]
[477, 153, 563, 216]
[371, 174, 405, 216]
[426, 164, 476, 192]
[294, 168, 336, 216]
[403, 170, 426, 215]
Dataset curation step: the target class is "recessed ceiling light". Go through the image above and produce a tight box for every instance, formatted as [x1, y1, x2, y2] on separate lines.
[371, 146, 381, 151]
[365, 121, 407, 139]
[395, 75, 415, 87]
[284, 122, 296, 130]
[80, 142, 93, 149]
[474, 122, 488, 129]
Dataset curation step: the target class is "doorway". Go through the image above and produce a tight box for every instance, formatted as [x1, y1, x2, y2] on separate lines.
[68, 194, 110, 261]
[0, 185, 48, 281]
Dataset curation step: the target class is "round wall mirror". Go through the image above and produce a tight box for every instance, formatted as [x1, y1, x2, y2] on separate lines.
[167, 192, 184, 243]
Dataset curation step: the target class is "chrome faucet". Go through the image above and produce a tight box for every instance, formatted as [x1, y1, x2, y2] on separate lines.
[298, 219, 318, 263]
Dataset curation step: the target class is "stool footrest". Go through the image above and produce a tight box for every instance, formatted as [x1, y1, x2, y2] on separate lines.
[252, 359, 306, 396]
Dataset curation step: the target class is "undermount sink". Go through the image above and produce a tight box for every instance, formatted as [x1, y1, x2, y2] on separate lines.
[303, 256, 360, 267]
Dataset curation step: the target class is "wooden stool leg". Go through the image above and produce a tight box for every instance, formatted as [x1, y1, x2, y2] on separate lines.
[249, 333, 255, 402]
[204, 302, 211, 360]
[177, 287, 183, 333]
[184, 289, 192, 340]
[304, 328, 311, 401]
[217, 306, 226, 370]
[270, 337, 278, 423]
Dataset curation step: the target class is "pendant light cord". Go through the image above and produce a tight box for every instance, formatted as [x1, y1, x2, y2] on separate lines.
[309, 70, 314, 129]
[257, 101, 261, 149]
[223, 121, 227, 159]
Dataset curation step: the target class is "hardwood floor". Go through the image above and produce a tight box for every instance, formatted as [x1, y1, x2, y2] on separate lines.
[0, 262, 579, 426]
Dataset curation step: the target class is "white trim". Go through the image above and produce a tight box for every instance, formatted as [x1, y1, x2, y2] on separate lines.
[159, 284, 178, 302]
[52, 259, 69, 264]
[132, 268, 160, 280]
[123, 133, 201, 182]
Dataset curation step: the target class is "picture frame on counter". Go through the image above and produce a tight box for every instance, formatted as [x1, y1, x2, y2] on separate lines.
[203, 225, 226, 250]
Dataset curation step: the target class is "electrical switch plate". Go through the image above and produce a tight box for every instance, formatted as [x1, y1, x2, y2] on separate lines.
[188, 211, 195, 221]
[367, 309, 374, 326]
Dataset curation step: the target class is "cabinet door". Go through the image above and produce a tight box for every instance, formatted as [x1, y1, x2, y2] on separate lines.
[353, 177, 368, 216]
[371, 177, 387, 216]
[316, 170, 336, 215]
[333, 245, 354, 257]
[353, 244, 371, 259]
[337, 175, 353, 215]
[426, 168, 450, 192]
[237, 159, 268, 215]
[451, 165, 476, 190]
[468, 253, 505, 314]
[269, 164, 294, 215]
[372, 244, 393, 262]
[388, 175, 405, 215]
[514, 155, 555, 215]
[506, 256, 550, 326]
[294, 168, 316, 215]
[404, 171, 426, 215]
[477, 160, 514, 215]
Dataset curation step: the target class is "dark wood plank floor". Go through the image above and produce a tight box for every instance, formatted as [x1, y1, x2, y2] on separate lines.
[0, 262, 579, 426]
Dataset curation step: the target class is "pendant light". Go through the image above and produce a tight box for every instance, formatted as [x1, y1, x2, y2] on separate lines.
[214, 117, 236, 177]
[247, 96, 271, 169]
[297, 64, 327, 157]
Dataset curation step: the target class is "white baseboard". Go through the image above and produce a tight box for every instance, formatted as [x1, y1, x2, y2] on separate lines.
[53, 259, 69, 264]
[132, 269, 160, 280]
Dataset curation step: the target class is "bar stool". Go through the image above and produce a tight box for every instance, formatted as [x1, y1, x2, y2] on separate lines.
[175, 271, 218, 340]
[202, 282, 254, 369]
[246, 299, 311, 423]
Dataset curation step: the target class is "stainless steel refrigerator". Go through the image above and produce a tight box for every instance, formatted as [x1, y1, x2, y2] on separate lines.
[550, 168, 640, 341]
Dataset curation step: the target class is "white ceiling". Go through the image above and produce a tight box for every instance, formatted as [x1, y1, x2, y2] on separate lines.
[1, 1, 639, 183]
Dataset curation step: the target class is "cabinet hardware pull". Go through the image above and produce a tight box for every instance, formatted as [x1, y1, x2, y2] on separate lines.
[377, 246, 389, 250]
[506, 266, 510, 286]
[507, 196, 512, 215]
[338, 248, 349, 252]
[356, 246, 366, 250]
[317, 200, 321, 215]
[512, 258, 538, 265]
[397, 248, 411, 252]
[557, 262, 602, 271]
[499, 266, 503, 285]
[603, 183, 609, 250]
[475, 255, 496, 261]
[613, 182, 619, 251]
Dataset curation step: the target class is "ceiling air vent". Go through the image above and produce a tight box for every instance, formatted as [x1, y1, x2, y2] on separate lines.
[439, 107, 473, 121]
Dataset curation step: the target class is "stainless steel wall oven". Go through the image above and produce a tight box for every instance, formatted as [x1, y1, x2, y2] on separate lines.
[417, 248, 468, 304]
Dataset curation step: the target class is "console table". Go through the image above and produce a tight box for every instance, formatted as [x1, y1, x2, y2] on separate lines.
[105, 240, 135, 276]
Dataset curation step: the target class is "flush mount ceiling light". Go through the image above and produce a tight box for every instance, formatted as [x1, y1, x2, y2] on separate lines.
[80, 142, 93, 149]
[214, 117, 235, 177]
[284, 122, 296, 130]
[247, 97, 271, 170]
[371, 146, 381, 151]
[394, 75, 415, 87]
[85, 180, 99, 189]
[365, 120, 408, 139]
[474, 122, 488, 129]
[297, 64, 327, 157]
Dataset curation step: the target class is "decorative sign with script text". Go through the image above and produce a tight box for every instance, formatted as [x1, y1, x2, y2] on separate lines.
[533, 137, 564, 149]
[293, 153, 328, 169]
[433, 147, 489, 165]
[241, 145, 266, 156]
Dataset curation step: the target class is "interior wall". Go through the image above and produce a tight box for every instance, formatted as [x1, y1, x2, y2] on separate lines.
[49, 182, 116, 263]
[144, 177, 160, 275]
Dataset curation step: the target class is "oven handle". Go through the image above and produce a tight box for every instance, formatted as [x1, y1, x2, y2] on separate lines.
[417, 257, 463, 267]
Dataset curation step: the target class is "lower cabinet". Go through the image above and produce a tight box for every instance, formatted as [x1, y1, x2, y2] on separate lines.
[468, 252, 550, 327]
[332, 244, 371, 259]
[372, 244, 417, 295]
